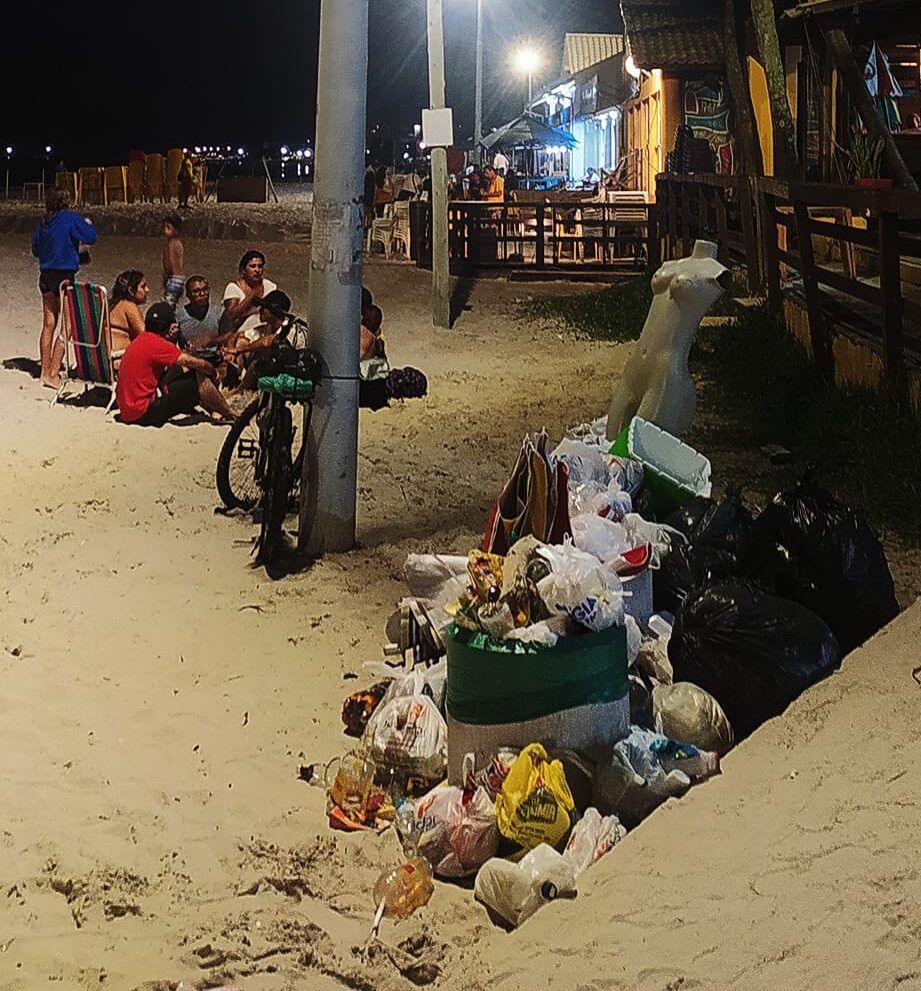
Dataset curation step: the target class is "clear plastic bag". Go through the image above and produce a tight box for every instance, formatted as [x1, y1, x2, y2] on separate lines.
[652, 681, 734, 755]
[363, 691, 447, 783]
[412, 754, 499, 877]
[563, 807, 627, 878]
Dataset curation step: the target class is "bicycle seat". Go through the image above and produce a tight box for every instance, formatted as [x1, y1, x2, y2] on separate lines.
[257, 374, 315, 400]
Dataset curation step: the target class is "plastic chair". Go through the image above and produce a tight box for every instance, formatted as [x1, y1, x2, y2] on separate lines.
[78, 168, 104, 206]
[368, 204, 397, 257]
[127, 161, 145, 203]
[391, 201, 411, 257]
[144, 153, 165, 202]
[104, 166, 127, 205]
[50, 281, 118, 413]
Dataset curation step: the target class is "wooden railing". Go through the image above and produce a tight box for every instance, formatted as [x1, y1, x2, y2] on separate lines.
[412, 200, 653, 274]
[655, 173, 921, 378]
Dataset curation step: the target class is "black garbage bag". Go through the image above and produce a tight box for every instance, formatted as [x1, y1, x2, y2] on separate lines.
[669, 581, 841, 738]
[653, 540, 737, 615]
[665, 487, 754, 560]
[655, 488, 755, 614]
[744, 470, 898, 654]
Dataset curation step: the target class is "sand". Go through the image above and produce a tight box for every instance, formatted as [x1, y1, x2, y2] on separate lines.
[0, 223, 917, 991]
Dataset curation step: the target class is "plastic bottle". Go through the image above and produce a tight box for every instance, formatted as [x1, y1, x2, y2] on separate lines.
[394, 798, 419, 856]
[328, 750, 376, 819]
[372, 856, 434, 920]
[473, 844, 577, 928]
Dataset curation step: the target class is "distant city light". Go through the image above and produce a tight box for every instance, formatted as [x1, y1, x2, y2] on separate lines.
[280, 144, 290, 156]
[304, 149, 313, 158]
[4, 146, 12, 156]
[237, 147, 246, 157]
[44, 144, 53, 155]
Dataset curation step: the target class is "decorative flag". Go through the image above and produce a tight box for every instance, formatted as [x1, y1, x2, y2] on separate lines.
[864, 41, 903, 130]
[863, 41, 903, 98]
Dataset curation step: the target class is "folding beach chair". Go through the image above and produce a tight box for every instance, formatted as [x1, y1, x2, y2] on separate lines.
[50, 281, 118, 413]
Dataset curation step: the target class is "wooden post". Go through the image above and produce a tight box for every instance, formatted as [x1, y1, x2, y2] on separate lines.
[427, 0, 452, 327]
[667, 180, 678, 260]
[823, 28, 918, 191]
[750, 0, 800, 179]
[757, 182, 782, 311]
[715, 185, 730, 267]
[723, 0, 763, 175]
[740, 177, 760, 292]
[878, 209, 904, 379]
[536, 202, 545, 268]
[647, 201, 660, 271]
[680, 182, 692, 256]
[793, 200, 833, 380]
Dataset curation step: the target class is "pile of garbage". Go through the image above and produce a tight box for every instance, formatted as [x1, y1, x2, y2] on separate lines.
[307, 417, 898, 933]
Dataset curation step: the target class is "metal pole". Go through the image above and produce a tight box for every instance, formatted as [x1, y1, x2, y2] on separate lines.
[474, 0, 483, 161]
[427, 0, 451, 328]
[298, 0, 369, 555]
[528, 71, 533, 104]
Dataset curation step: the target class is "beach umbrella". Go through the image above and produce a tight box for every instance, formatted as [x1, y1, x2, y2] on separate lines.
[480, 114, 578, 151]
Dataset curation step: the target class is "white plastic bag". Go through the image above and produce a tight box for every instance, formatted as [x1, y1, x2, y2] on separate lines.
[570, 513, 631, 563]
[550, 438, 610, 486]
[474, 843, 577, 928]
[412, 755, 499, 877]
[363, 691, 447, 782]
[592, 726, 692, 828]
[563, 807, 627, 878]
[536, 541, 625, 632]
[363, 660, 447, 712]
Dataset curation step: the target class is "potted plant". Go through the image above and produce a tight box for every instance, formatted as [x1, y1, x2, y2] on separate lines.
[841, 127, 891, 188]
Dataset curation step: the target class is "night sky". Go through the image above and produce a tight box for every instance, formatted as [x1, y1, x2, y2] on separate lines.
[7, 0, 618, 168]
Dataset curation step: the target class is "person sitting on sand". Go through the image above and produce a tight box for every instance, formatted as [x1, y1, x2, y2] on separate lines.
[223, 290, 292, 392]
[108, 270, 150, 353]
[360, 303, 385, 361]
[177, 276, 223, 348]
[221, 250, 279, 341]
[115, 302, 237, 426]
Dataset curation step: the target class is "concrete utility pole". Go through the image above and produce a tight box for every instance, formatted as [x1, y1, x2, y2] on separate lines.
[427, 0, 451, 329]
[474, 0, 484, 159]
[299, 0, 369, 555]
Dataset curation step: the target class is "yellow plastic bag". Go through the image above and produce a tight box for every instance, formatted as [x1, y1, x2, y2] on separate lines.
[496, 743, 574, 849]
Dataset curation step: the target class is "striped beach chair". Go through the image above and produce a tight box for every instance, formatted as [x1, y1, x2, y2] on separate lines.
[51, 281, 118, 413]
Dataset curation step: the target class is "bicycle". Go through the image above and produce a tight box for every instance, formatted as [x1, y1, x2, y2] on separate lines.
[215, 314, 320, 568]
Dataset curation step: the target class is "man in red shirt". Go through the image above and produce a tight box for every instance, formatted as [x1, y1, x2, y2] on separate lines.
[116, 302, 236, 426]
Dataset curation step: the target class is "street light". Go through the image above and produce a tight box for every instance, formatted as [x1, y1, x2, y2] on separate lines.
[474, 0, 483, 161]
[513, 46, 541, 104]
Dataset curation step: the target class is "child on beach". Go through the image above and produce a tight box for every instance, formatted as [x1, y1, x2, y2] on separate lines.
[161, 214, 185, 306]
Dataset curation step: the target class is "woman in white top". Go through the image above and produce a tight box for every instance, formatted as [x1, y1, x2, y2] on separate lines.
[221, 249, 278, 342]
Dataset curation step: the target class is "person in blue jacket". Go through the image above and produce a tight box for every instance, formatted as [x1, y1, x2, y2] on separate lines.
[31, 188, 97, 388]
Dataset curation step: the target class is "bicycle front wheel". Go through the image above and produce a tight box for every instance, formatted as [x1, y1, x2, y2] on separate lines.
[217, 397, 305, 511]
